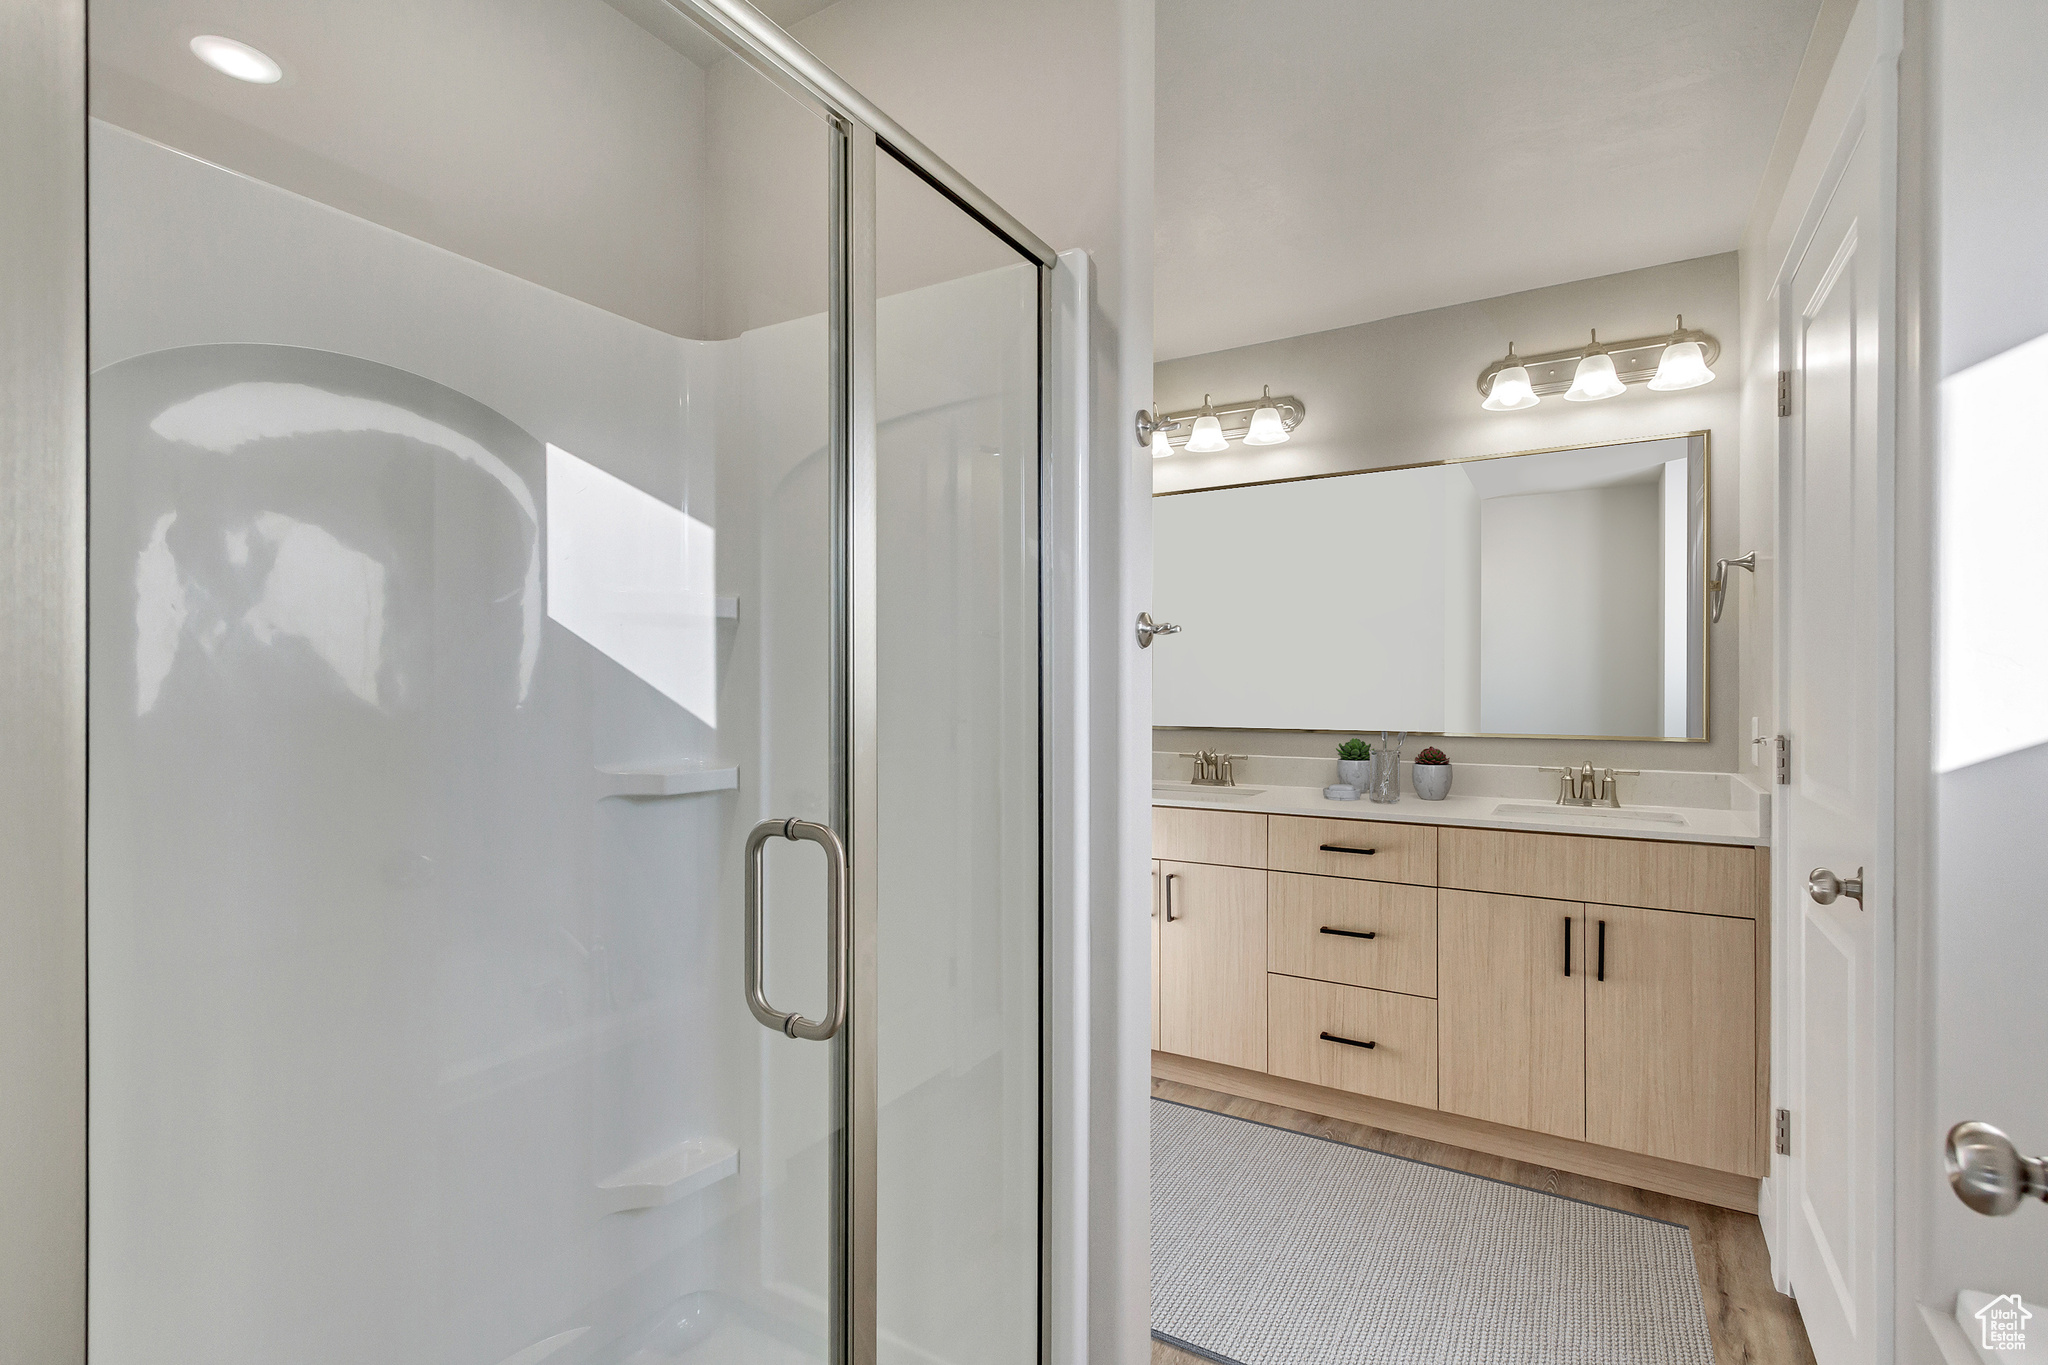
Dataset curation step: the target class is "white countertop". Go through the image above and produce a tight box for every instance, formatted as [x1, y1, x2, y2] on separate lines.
[1151, 782, 1766, 846]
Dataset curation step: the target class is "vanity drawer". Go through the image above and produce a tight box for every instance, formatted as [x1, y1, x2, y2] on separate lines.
[1268, 816, 1437, 886]
[1438, 826, 1764, 919]
[1267, 975, 1437, 1109]
[1268, 874, 1436, 998]
[1153, 807, 1267, 868]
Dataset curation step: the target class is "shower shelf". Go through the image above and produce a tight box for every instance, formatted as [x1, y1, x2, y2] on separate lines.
[593, 763, 739, 798]
[594, 1137, 739, 1216]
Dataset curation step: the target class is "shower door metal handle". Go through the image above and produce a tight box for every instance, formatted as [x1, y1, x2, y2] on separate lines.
[743, 817, 849, 1041]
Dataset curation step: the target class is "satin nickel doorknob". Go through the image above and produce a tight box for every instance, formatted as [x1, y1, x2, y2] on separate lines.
[1807, 865, 1864, 907]
[1136, 612, 1181, 648]
[1946, 1121, 2048, 1216]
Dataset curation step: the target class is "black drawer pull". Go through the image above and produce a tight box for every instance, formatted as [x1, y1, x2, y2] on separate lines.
[1319, 1031, 1376, 1050]
[1319, 926, 1376, 940]
[1318, 844, 1377, 856]
[1563, 917, 1572, 977]
[1597, 919, 1606, 982]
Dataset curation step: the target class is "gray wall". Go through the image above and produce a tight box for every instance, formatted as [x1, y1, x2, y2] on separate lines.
[0, 0, 86, 1359]
[1152, 251, 1744, 772]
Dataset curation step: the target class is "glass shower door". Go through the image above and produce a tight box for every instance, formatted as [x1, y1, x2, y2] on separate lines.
[84, 2, 856, 1361]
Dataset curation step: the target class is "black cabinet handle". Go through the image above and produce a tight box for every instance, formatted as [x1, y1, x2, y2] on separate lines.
[1318, 844, 1376, 856]
[1597, 919, 1606, 982]
[1563, 917, 1572, 978]
[1319, 1031, 1376, 1050]
[1319, 926, 1377, 940]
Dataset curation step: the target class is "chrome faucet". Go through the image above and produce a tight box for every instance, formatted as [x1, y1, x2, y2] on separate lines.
[1180, 750, 1245, 787]
[1540, 763, 1640, 808]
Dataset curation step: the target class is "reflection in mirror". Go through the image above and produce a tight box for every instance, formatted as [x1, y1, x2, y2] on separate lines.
[1153, 433, 1706, 740]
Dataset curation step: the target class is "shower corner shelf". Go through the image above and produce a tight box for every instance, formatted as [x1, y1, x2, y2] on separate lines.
[716, 595, 740, 621]
[593, 763, 740, 798]
[594, 1137, 739, 1217]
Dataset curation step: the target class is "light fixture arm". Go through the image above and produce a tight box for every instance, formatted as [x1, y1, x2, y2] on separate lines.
[1476, 326, 1721, 399]
[1710, 551, 1757, 624]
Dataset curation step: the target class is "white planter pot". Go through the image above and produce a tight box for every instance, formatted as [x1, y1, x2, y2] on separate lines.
[1413, 764, 1452, 800]
[1337, 759, 1371, 790]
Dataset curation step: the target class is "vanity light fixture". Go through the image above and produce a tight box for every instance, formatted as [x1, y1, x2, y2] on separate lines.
[1241, 387, 1291, 445]
[1184, 396, 1229, 453]
[1564, 331, 1627, 402]
[190, 34, 283, 83]
[1476, 319, 1721, 411]
[1135, 389, 1306, 452]
[1649, 316, 1716, 390]
[1480, 345, 1540, 411]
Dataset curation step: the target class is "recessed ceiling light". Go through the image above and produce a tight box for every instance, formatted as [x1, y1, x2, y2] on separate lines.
[190, 35, 282, 84]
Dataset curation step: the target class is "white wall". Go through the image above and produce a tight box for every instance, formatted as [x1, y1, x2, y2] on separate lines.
[1478, 482, 1662, 737]
[1926, 0, 2048, 1320]
[1153, 251, 1743, 770]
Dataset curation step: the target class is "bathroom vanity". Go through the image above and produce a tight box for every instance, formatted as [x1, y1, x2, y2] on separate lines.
[1151, 793, 1770, 1209]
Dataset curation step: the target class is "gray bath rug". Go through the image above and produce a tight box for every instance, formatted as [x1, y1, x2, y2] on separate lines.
[1151, 1098, 1716, 1365]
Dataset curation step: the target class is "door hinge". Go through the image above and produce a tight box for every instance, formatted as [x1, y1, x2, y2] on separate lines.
[1773, 734, 1791, 785]
[1776, 1108, 1793, 1156]
[1777, 370, 1792, 418]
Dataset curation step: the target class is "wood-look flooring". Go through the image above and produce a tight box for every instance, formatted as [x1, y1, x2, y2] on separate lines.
[1150, 1076, 1816, 1365]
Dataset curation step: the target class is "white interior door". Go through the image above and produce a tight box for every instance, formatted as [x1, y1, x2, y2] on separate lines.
[1778, 100, 1893, 1365]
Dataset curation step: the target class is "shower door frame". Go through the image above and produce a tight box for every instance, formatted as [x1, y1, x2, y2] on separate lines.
[693, 0, 1063, 1356]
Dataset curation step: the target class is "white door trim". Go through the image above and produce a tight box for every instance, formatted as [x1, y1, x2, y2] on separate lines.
[1768, 25, 1904, 1362]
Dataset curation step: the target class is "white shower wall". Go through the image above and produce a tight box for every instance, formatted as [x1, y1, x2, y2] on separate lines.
[89, 119, 1037, 1365]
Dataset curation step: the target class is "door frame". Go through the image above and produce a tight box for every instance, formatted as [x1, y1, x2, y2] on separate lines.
[1764, 8, 1938, 1363]
[0, 0, 88, 1359]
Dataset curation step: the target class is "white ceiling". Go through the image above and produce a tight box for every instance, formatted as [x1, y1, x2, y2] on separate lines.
[1155, 0, 1821, 361]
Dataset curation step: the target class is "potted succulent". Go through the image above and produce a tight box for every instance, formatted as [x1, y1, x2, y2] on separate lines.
[1412, 745, 1452, 800]
[1335, 738, 1372, 793]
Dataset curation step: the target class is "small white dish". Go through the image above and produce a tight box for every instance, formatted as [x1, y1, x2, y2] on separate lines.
[1323, 784, 1359, 801]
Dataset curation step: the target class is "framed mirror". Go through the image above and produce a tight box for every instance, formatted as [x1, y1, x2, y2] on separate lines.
[1152, 432, 1709, 741]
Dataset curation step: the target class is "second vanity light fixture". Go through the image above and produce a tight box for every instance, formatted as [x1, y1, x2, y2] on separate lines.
[1137, 386, 1306, 456]
[1478, 316, 1718, 412]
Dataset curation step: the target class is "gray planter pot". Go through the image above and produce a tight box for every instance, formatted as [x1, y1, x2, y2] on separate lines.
[1413, 763, 1452, 800]
[1336, 759, 1371, 791]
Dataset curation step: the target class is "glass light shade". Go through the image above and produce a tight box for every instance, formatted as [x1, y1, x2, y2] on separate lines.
[1564, 351, 1626, 401]
[1151, 427, 1172, 459]
[1242, 404, 1289, 445]
[1648, 339, 1714, 390]
[1481, 365, 1540, 411]
[190, 35, 283, 83]
[1185, 414, 1228, 453]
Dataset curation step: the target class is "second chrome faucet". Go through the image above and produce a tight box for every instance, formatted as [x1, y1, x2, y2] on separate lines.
[1540, 762, 1639, 808]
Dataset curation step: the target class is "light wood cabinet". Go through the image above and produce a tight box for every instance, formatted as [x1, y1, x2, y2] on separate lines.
[1439, 826, 1765, 919]
[1267, 974, 1437, 1108]
[1156, 860, 1267, 1071]
[1585, 903, 1761, 1175]
[1267, 873, 1436, 998]
[1152, 806, 1266, 867]
[1268, 815, 1436, 886]
[1437, 890, 1586, 1140]
[1152, 799, 1768, 1184]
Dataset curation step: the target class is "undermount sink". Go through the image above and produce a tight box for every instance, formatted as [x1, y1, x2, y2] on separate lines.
[1152, 781, 1266, 801]
[1491, 802, 1689, 827]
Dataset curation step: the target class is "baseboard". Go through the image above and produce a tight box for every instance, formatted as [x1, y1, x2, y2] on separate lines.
[1152, 1051, 1763, 1213]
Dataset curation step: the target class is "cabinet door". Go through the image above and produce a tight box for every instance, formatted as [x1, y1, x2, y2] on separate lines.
[1157, 861, 1266, 1071]
[1585, 903, 1759, 1174]
[1437, 890, 1586, 1140]
[1151, 862, 1162, 1051]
